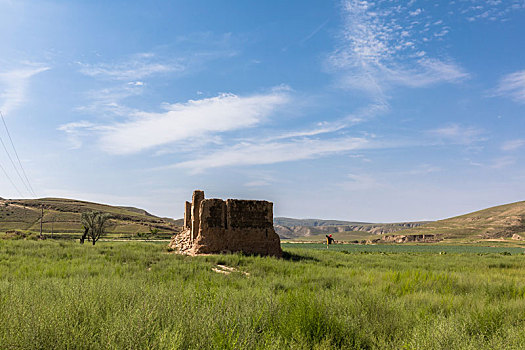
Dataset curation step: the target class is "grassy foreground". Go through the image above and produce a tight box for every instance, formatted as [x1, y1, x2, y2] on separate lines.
[2, 241, 525, 349]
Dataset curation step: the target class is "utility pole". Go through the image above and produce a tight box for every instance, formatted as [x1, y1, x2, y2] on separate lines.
[40, 205, 43, 239]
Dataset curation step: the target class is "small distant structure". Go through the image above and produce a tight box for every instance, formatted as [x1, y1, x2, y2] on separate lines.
[169, 190, 282, 257]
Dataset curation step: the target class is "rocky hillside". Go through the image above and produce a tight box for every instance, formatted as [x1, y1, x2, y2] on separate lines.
[0, 197, 181, 237]
[274, 217, 429, 239]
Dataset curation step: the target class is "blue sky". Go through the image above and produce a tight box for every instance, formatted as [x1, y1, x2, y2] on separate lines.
[0, 0, 524, 222]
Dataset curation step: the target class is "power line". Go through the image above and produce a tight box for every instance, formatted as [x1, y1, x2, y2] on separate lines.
[0, 125, 31, 196]
[0, 111, 36, 196]
[0, 159, 24, 198]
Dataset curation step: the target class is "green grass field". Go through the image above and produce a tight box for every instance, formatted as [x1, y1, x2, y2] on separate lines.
[2, 240, 525, 349]
[283, 243, 525, 254]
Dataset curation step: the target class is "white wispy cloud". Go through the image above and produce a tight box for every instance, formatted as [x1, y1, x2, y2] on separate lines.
[491, 156, 515, 169]
[78, 53, 183, 80]
[405, 164, 441, 175]
[174, 136, 371, 172]
[76, 84, 144, 116]
[462, 0, 525, 22]
[57, 120, 107, 149]
[76, 45, 240, 116]
[0, 65, 49, 114]
[265, 124, 347, 141]
[381, 58, 469, 88]
[328, 0, 469, 96]
[341, 173, 382, 191]
[409, 8, 422, 16]
[244, 180, 271, 187]
[429, 124, 485, 145]
[267, 101, 387, 142]
[240, 169, 279, 188]
[60, 88, 290, 154]
[76, 54, 175, 117]
[501, 139, 525, 151]
[494, 70, 525, 104]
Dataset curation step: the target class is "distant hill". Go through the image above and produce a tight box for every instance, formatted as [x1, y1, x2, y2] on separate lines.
[274, 217, 430, 240]
[115, 206, 155, 217]
[390, 201, 525, 241]
[274, 217, 373, 227]
[4, 197, 522, 243]
[0, 197, 181, 237]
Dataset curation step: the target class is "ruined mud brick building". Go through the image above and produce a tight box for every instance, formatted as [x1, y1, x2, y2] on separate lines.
[169, 190, 282, 257]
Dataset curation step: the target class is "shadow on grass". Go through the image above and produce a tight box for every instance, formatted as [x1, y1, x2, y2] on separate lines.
[282, 251, 320, 262]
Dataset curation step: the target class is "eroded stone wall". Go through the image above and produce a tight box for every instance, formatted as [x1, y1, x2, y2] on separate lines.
[226, 199, 273, 229]
[191, 190, 204, 241]
[169, 190, 282, 257]
[183, 201, 191, 229]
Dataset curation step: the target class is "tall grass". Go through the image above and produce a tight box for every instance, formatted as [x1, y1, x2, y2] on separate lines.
[1, 240, 525, 349]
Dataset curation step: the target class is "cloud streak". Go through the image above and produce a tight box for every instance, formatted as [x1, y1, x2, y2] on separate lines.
[76, 84, 144, 116]
[61, 88, 291, 154]
[429, 124, 485, 145]
[341, 173, 382, 191]
[58, 121, 107, 149]
[174, 136, 371, 172]
[79, 53, 183, 80]
[0, 65, 49, 115]
[501, 139, 525, 151]
[494, 70, 525, 104]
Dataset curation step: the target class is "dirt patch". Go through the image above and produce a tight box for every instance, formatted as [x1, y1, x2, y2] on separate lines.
[212, 264, 249, 276]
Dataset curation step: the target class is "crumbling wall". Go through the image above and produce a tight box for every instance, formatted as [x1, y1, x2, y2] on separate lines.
[191, 190, 204, 242]
[169, 191, 282, 257]
[183, 201, 191, 229]
[226, 199, 274, 230]
[192, 199, 228, 253]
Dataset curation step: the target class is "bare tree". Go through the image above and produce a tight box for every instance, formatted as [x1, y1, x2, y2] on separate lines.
[80, 211, 111, 246]
[80, 226, 89, 244]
